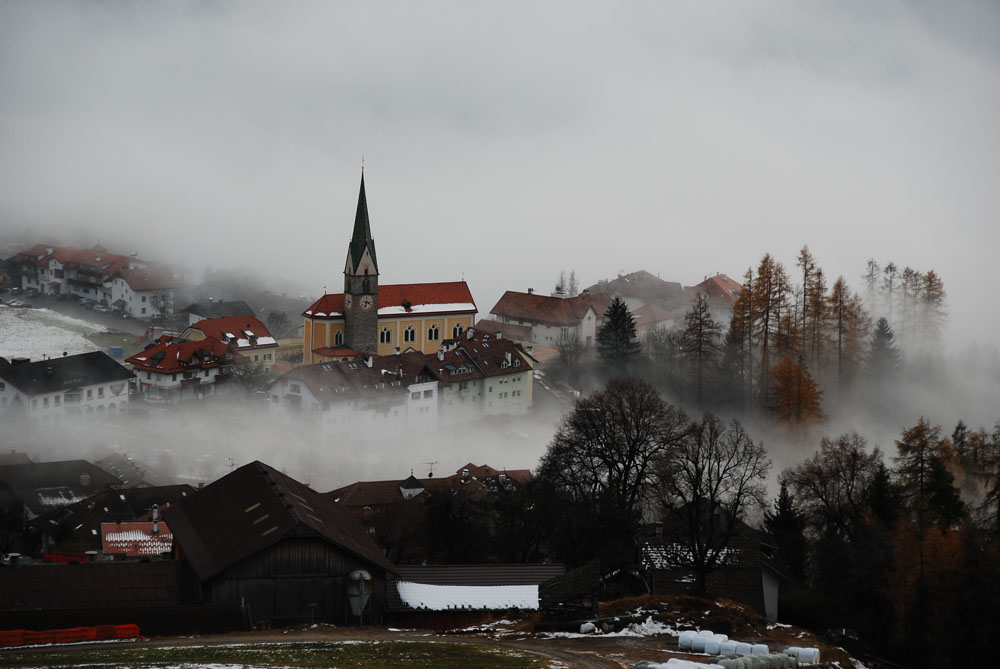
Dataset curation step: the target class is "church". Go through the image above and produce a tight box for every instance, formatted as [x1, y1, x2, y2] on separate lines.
[302, 175, 478, 364]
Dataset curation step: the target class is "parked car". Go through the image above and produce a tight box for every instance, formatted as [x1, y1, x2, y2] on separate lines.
[93, 304, 111, 313]
[25, 288, 40, 298]
[10, 287, 23, 296]
[78, 298, 95, 307]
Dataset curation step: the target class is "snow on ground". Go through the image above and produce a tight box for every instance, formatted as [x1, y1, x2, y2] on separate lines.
[0, 307, 108, 359]
[543, 616, 677, 639]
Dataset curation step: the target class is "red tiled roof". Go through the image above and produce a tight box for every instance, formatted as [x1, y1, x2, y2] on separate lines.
[188, 316, 276, 349]
[435, 330, 531, 380]
[117, 266, 177, 291]
[690, 274, 744, 307]
[633, 303, 674, 328]
[304, 281, 477, 319]
[126, 336, 238, 374]
[14, 244, 135, 276]
[489, 291, 611, 326]
[101, 521, 174, 557]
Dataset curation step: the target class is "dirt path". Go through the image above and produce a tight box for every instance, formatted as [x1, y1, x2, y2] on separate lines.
[2, 626, 672, 668]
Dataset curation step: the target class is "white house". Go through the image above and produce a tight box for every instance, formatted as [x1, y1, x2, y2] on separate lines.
[0, 352, 132, 423]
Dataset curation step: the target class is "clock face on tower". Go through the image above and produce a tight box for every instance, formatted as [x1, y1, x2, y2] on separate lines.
[360, 295, 374, 310]
[344, 294, 353, 309]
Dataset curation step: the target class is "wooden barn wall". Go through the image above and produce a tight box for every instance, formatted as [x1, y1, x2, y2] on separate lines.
[207, 537, 387, 625]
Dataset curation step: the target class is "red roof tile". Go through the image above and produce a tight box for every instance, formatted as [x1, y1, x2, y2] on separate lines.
[126, 336, 238, 374]
[690, 274, 744, 307]
[304, 281, 476, 319]
[187, 316, 276, 349]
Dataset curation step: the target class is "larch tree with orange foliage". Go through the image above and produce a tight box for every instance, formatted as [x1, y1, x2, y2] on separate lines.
[767, 355, 824, 426]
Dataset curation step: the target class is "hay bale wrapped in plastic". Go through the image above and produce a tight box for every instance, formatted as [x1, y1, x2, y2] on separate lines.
[746, 656, 762, 669]
[692, 634, 712, 653]
[720, 641, 738, 655]
[678, 631, 696, 650]
[735, 642, 753, 654]
[751, 644, 769, 654]
[705, 634, 729, 655]
[796, 648, 820, 665]
[783, 647, 800, 658]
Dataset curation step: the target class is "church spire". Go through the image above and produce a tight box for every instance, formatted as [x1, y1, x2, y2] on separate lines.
[348, 173, 378, 274]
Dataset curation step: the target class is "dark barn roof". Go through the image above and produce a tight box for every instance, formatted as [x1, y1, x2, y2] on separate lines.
[387, 564, 565, 612]
[180, 300, 256, 320]
[31, 484, 196, 554]
[0, 460, 122, 517]
[164, 461, 394, 582]
[0, 352, 132, 397]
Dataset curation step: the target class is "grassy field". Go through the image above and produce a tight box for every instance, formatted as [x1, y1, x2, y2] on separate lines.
[0, 640, 550, 669]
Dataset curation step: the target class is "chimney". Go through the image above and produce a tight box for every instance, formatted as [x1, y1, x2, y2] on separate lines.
[466, 328, 473, 340]
[495, 331, 501, 340]
[151, 504, 159, 535]
[462, 468, 470, 480]
[198, 482, 205, 489]
[394, 347, 400, 356]
[527, 288, 534, 295]
[86, 550, 99, 563]
[364, 356, 373, 368]
[80, 472, 91, 487]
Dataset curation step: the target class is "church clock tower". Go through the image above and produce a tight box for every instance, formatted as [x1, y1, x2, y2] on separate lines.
[343, 173, 379, 355]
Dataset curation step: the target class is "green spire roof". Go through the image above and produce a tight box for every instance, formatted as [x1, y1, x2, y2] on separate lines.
[348, 173, 378, 273]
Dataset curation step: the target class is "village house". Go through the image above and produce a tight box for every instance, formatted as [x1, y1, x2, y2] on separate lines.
[488, 289, 611, 349]
[687, 273, 745, 325]
[108, 266, 178, 319]
[126, 335, 243, 403]
[180, 316, 279, 374]
[302, 174, 477, 363]
[0, 352, 132, 422]
[8, 244, 176, 318]
[29, 484, 194, 560]
[0, 459, 122, 521]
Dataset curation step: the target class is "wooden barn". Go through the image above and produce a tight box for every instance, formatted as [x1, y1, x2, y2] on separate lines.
[165, 461, 394, 626]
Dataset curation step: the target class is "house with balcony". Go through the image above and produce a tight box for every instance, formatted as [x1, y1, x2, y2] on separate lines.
[0, 352, 132, 423]
[180, 316, 278, 374]
[126, 336, 244, 403]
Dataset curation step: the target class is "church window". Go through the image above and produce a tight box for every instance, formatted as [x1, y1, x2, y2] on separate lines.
[452, 324, 464, 338]
[404, 326, 416, 343]
[334, 330, 343, 346]
[380, 328, 392, 344]
[428, 325, 440, 341]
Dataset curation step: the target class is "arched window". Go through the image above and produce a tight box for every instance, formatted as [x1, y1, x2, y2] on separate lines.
[428, 325, 440, 341]
[334, 330, 344, 346]
[380, 328, 392, 344]
[404, 326, 416, 343]
[452, 324, 464, 338]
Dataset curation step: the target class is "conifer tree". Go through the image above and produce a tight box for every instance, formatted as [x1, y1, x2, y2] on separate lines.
[865, 317, 902, 383]
[597, 296, 641, 369]
[764, 484, 809, 581]
[918, 270, 946, 351]
[680, 293, 722, 406]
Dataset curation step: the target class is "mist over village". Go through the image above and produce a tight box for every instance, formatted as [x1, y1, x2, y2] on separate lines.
[1, 3, 999, 669]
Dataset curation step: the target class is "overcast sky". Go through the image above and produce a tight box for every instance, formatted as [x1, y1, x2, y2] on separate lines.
[2, 1, 998, 347]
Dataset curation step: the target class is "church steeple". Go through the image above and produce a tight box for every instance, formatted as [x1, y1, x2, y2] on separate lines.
[343, 172, 379, 355]
[347, 173, 378, 275]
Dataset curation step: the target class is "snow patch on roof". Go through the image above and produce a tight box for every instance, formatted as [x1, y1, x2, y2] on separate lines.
[379, 302, 477, 316]
[396, 581, 538, 611]
[256, 336, 276, 346]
